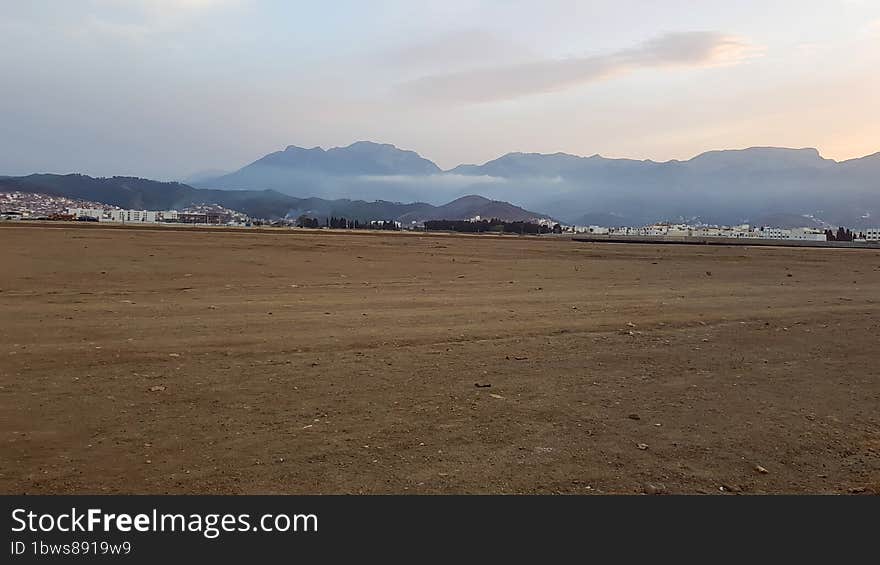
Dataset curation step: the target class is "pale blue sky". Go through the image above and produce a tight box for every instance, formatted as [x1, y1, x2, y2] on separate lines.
[1, 0, 879, 179]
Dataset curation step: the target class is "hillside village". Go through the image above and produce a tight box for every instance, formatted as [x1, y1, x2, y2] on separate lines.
[4, 189, 879, 244]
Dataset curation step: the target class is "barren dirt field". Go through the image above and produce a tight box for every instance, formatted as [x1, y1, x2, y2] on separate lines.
[1, 223, 879, 494]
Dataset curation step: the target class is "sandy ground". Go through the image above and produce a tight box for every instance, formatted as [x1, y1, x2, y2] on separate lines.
[1, 223, 878, 494]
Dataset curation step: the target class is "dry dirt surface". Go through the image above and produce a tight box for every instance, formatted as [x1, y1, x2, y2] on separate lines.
[1, 223, 879, 494]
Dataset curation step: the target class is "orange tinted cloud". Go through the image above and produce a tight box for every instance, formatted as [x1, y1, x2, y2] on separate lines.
[398, 31, 760, 104]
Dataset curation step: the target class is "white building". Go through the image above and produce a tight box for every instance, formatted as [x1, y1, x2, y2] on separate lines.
[575, 225, 609, 234]
[643, 224, 669, 236]
[103, 209, 178, 223]
[787, 228, 827, 241]
[692, 226, 722, 237]
[755, 226, 785, 239]
[67, 207, 186, 223]
[865, 228, 880, 242]
[67, 207, 105, 219]
[576, 221, 829, 242]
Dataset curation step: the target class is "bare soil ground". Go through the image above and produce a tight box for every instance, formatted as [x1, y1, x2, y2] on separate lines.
[1, 223, 878, 494]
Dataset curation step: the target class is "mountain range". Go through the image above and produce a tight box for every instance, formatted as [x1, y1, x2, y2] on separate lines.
[200, 142, 880, 227]
[4, 141, 879, 227]
[0, 174, 550, 223]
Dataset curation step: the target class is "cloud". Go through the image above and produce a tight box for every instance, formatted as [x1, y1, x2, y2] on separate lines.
[44, 0, 252, 49]
[137, 0, 244, 18]
[398, 31, 760, 104]
[96, 0, 239, 15]
[80, 0, 244, 38]
[381, 29, 535, 74]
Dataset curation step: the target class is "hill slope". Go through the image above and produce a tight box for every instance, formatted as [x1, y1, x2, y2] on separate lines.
[0, 174, 549, 223]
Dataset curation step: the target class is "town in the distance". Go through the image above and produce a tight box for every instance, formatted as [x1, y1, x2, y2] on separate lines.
[1, 187, 878, 246]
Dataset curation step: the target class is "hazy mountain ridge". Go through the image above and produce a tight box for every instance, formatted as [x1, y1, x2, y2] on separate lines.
[207, 141, 442, 192]
[7, 143, 880, 227]
[446, 147, 880, 226]
[0, 174, 549, 223]
[195, 142, 880, 227]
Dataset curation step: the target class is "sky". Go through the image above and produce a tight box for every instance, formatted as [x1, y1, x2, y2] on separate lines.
[1, 0, 879, 180]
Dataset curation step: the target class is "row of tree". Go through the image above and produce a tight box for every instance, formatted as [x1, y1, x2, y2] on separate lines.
[295, 215, 400, 230]
[824, 227, 867, 242]
[424, 219, 562, 234]
[292, 215, 565, 234]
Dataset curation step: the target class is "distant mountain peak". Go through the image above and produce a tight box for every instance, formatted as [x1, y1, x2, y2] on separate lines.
[345, 140, 398, 149]
[283, 145, 324, 152]
[446, 194, 491, 205]
[696, 146, 821, 156]
[283, 140, 413, 153]
[208, 141, 441, 188]
[683, 146, 830, 172]
[689, 146, 824, 162]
